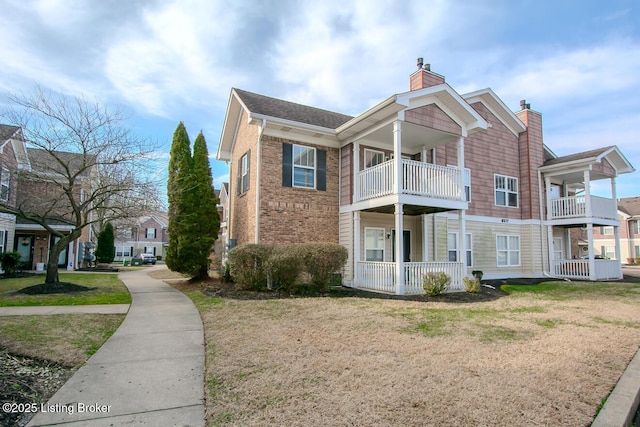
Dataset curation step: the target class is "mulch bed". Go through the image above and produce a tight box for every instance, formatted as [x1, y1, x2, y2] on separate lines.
[0, 351, 73, 427]
[14, 282, 94, 295]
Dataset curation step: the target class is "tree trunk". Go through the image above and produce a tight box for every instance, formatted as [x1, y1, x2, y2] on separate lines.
[44, 231, 80, 284]
[45, 260, 59, 283]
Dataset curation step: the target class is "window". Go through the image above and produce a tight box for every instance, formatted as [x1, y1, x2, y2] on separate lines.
[447, 232, 458, 262]
[120, 227, 133, 239]
[495, 174, 518, 207]
[293, 145, 315, 188]
[364, 149, 385, 168]
[115, 246, 132, 257]
[447, 232, 472, 266]
[144, 246, 156, 256]
[365, 228, 385, 262]
[464, 168, 471, 202]
[0, 230, 5, 253]
[496, 235, 520, 267]
[145, 228, 156, 239]
[635, 246, 640, 258]
[0, 168, 10, 202]
[633, 221, 640, 235]
[282, 143, 326, 191]
[601, 246, 615, 259]
[601, 226, 614, 235]
[237, 150, 250, 195]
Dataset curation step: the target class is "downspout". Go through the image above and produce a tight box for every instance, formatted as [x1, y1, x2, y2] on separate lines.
[538, 170, 554, 278]
[255, 119, 266, 244]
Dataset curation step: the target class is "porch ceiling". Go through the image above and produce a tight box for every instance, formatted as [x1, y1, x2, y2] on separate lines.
[362, 204, 453, 216]
[360, 121, 459, 153]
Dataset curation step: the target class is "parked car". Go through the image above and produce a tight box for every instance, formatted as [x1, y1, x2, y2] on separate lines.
[132, 253, 157, 265]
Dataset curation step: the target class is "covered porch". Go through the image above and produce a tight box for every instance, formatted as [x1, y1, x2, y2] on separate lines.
[541, 146, 634, 281]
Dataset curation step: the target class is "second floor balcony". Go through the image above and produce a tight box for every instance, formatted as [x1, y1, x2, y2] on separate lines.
[549, 195, 617, 222]
[354, 159, 464, 204]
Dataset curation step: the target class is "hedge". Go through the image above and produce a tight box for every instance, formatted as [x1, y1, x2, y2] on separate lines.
[227, 242, 348, 292]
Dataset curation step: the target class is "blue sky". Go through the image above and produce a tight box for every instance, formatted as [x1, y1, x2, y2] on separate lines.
[1, 0, 638, 198]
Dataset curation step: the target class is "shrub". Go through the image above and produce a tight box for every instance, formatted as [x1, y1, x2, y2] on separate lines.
[472, 270, 483, 280]
[295, 243, 348, 290]
[264, 246, 302, 291]
[156, 255, 162, 261]
[635, 257, 640, 265]
[220, 262, 232, 283]
[464, 276, 481, 293]
[422, 271, 450, 296]
[227, 244, 272, 290]
[0, 251, 22, 277]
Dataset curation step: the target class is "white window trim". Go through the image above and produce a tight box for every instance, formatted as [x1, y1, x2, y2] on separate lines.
[448, 232, 473, 267]
[364, 148, 385, 169]
[601, 226, 614, 235]
[494, 174, 518, 208]
[496, 234, 521, 267]
[0, 229, 5, 253]
[240, 153, 249, 193]
[145, 228, 156, 239]
[0, 168, 10, 202]
[292, 144, 316, 189]
[364, 227, 385, 262]
[447, 232, 458, 262]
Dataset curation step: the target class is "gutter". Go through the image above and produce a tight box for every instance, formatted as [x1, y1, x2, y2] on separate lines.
[538, 170, 554, 279]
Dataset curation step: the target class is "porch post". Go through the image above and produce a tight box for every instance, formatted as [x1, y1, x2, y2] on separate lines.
[353, 142, 360, 201]
[395, 202, 405, 295]
[353, 211, 361, 286]
[393, 121, 402, 194]
[422, 214, 429, 261]
[459, 210, 466, 277]
[584, 171, 592, 218]
[545, 176, 555, 275]
[586, 223, 596, 281]
[457, 137, 465, 200]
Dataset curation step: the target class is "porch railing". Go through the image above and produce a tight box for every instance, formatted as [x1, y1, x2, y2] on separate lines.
[356, 261, 465, 294]
[551, 259, 622, 280]
[355, 159, 463, 202]
[549, 195, 617, 221]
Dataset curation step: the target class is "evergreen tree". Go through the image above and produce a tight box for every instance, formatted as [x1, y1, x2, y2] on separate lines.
[166, 122, 193, 272]
[189, 131, 220, 278]
[95, 222, 115, 263]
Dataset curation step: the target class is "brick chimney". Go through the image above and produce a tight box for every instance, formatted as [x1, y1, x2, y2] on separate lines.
[515, 100, 544, 220]
[410, 57, 445, 90]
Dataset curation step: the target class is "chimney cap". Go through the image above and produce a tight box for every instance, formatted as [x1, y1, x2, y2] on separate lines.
[417, 57, 423, 69]
[520, 99, 531, 110]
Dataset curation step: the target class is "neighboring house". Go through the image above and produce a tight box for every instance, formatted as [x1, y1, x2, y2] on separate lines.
[0, 124, 22, 255]
[576, 196, 640, 263]
[14, 147, 95, 270]
[216, 60, 635, 294]
[214, 183, 230, 264]
[113, 213, 168, 261]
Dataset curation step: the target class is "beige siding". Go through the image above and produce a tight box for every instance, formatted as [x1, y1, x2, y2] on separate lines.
[339, 212, 353, 281]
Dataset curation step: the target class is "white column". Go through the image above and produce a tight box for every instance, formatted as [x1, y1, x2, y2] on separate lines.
[393, 121, 402, 194]
[353, 142, 360, 201]
[614, 225, 621, 264]
[395, 202, 405, 295]
[586, 223, 596, 281]
[545, 176, 555, 275]
[353, 211, 361, 285]
[457, 137, 465, 200]
[421, 145, 428, 163]
[584, 170, 592, 218]
[422, 214, 429, 262]
[459, 210, 466, 278]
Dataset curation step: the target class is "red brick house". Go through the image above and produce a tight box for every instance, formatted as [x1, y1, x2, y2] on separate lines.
[216, 60, 635, 294]
[113, 213, 168, 261]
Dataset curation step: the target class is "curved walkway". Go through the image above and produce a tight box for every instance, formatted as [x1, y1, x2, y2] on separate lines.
[27, 266, 205, 426]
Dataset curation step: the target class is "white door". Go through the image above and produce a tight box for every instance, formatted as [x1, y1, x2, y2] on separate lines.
[553, 237, 564, 260]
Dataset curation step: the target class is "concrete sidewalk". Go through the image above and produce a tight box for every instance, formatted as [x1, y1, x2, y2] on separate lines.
[0, 305, 130, 316]
[27, 266, 205, 426]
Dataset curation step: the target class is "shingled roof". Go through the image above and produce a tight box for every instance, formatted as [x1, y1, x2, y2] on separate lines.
[542, 146, 614, 167]
[0, 124, 21, 142]
[618, 197, 640, 217]
[234, 88, 353, 129]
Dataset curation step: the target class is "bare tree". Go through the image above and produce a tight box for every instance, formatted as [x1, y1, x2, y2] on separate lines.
[1, 86, 163, 284]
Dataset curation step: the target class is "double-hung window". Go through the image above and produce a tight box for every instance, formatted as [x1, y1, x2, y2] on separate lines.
[293, 145, 315, 188]
[495, 174, 518, 207]
[447, 232, 473, 266]
[240, 152, 250, 193]
[145, 228, 156, 239]
[365, 228, 385, 262]
[496, 235, 520, 267]
[601, 226, 614, 235]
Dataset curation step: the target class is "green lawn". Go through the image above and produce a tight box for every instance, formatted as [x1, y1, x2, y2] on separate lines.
[0, 273, 131, 306]
[501, 280, 640, 300]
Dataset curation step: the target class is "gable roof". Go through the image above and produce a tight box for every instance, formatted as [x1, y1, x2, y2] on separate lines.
[462, 88, 527, 136]
[26, 148, 95, 177]
[0, 124, 21, 142]
[539, 145, 635, 183]
[234, 89, 353, 129]
[618, 197, 640, 218]
[542, 146, 615, 167]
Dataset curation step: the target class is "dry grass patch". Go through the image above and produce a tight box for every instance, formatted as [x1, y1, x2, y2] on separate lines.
[173, 279, 640, 427]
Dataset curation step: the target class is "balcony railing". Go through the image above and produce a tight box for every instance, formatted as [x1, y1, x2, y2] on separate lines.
[355, 159, 463, 203]
[356, 261, 465, 294]
[551, 259, 622, 280]
[549, 195, 617, 221]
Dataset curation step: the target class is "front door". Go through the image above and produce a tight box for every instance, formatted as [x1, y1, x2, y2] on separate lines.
[553, 237, 564, 260]
[392, 230, 411, 262]
[15, 235, 34, 270]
